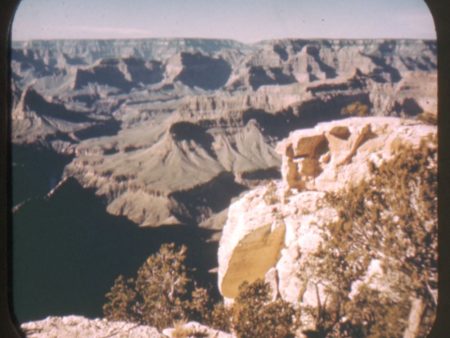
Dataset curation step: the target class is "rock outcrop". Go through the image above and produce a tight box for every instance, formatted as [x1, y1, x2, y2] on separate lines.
[276, 116, 434, 193]
[218, 117, 436, 327]
[73, 57, 165, 91]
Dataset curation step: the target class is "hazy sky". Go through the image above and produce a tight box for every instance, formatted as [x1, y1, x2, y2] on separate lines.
[12, 0, 436, 42]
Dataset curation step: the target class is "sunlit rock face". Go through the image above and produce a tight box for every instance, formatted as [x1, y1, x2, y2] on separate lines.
[218, 117, 436, 313]
[218, 181, 337, 303]
[218, 193, 287, 298]
[277, 116, 436, 193]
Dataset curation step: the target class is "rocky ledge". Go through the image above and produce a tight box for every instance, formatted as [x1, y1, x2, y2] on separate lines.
[218, 116, 437, 330]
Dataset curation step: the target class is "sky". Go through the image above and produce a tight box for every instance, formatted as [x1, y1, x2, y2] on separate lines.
[11, 0, 436, 42]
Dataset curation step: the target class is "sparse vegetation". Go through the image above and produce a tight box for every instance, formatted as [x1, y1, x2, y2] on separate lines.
[209, 302, 232, 332]
[417, 111, 437, 125]
[231, 279, 299, 338]
[103, 245, 298, 336]
[263, 180, 279, 205]
[300, 135, 437, 337]
[103, 243, 210, 330]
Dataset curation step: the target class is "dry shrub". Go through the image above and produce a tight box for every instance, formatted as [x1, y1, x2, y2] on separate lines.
[231, 279, 299, 338]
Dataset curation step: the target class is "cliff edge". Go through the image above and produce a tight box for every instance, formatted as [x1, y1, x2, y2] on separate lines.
[218, 116, 437, 333]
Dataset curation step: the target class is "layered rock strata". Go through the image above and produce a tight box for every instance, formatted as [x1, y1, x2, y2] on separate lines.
[11, 39, 437, 229]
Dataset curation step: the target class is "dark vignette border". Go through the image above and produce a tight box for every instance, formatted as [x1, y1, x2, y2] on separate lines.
[1, 0, 22, 337]
[0, 1, 449, 337]
[427, 0, 450, 336]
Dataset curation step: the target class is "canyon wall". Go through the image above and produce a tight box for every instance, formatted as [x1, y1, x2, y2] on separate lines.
[11, 39, 437, 229]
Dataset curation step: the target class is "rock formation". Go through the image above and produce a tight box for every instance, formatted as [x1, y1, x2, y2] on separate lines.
[11, 39, 436, 229]
[218, 117, 437, 329]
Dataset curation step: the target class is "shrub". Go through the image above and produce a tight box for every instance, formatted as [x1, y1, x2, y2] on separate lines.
[103, 248, 299, 336]
[341, 101, 370, 117]
[231, 279, 298, 338]
[209, 302, 232, 332]
[103, 275, 137, 322]
[187, 285, 215, 324]
[103, 243, 199, 330]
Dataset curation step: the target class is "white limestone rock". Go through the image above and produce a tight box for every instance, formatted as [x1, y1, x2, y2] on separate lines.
[276, 116, 436, 194]
[218, 116, 436, 327]
[218, 181, 287, 299]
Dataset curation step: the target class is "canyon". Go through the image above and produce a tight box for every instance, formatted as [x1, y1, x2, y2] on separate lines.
[12, 38, 437, 231]
[11, 38, 437, 335]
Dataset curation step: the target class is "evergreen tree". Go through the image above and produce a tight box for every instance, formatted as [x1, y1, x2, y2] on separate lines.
[103, 243, 194, 330]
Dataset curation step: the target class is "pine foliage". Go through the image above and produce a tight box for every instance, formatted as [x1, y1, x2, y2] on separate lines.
[231, 279, 299, 338]
[303, 136, 437, 337]
[103, 243, 210, 330]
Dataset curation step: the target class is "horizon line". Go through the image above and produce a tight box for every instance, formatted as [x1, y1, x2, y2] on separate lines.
[11, 36, 438, 44]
